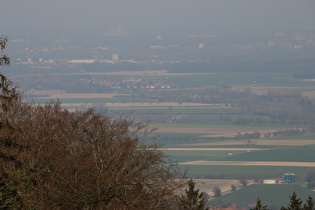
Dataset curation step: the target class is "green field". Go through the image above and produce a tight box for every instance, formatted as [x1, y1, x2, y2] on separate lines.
[163, 150, 246, 162]
[209, 184, 315, 209]
[216, 145, 315, 162]
[152, 123, 295, 130]
[179, 165, 314, 181]
[24, 66, 315, 207]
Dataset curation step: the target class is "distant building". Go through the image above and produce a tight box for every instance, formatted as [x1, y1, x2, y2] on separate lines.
[106, 26, 128, 36]
[284, 172, 296, 183]
[68, 59, 95, 64]
[263, 179, 276, 184]
[199, 43, 205, 48]
[112, 54, 119, 63]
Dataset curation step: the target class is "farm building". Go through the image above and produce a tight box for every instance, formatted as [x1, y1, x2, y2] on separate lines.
[263, 179, 276, 184]
[283, 172, 296, 183]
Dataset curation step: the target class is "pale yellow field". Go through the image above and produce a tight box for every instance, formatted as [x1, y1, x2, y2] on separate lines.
[157, 127, 261, 135]
[180, 161, 315, 167]
[156, 127, 285, 139]
[60, 102, 221, 108]
[157, 148, 266, 151]
[48, 70, 215, 76]
[27, 90, 121, 99]
[27, 89, 227, 108]
[302, 91, 315, 100]
[182, 139, 315, 146]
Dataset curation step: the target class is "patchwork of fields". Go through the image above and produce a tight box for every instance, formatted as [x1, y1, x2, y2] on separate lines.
[30, 86, 315, 182]
[26, 69, 315, 207]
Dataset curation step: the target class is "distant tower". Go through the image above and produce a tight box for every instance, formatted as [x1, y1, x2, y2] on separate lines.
[198, 43, 205, 49]
[112, 54, 119, 63]
[284, 172, 296, 183]
[26, 32, 30, 61]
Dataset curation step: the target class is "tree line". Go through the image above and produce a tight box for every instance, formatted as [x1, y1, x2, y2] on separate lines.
[132, 87, 315, 127]
[234, 128, 315, 140]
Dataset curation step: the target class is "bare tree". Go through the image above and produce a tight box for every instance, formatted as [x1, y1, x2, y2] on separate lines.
[0, 37, 185, 209]
[0, 101, 186, 209]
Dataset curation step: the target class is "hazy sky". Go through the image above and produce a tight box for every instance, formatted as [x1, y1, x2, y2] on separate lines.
[1, 0, 315, 37]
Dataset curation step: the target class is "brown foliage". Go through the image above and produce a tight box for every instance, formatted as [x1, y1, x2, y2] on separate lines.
[0, 35, 189, 209]
[0, 100, 184, 209]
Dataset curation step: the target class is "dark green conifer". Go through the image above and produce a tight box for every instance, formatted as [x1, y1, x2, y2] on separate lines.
[251, 198, 268, 210]
[303, 195, 315, 210]
[180, 179, 208, 210]
[281, 192, 303, 210]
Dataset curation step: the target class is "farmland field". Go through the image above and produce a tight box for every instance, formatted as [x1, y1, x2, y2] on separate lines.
[180, 139, 315, 146]
[180, 161, 315, 167]
[22, 68, 315, 207]
[178, 165, 314, 181]
[162, 135, 315, 181]
[43, 70, 215, 76]
[191, 179, 241, 197]
[209, 184, 315, 209]
[163, 150, 247, 162]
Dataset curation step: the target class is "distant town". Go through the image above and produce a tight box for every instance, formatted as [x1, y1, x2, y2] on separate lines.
[7, 28, 315, 76]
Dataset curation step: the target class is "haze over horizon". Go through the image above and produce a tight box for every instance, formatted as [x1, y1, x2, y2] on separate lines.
[2, 3, 315, 208]
[2, 0, 315, 38]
